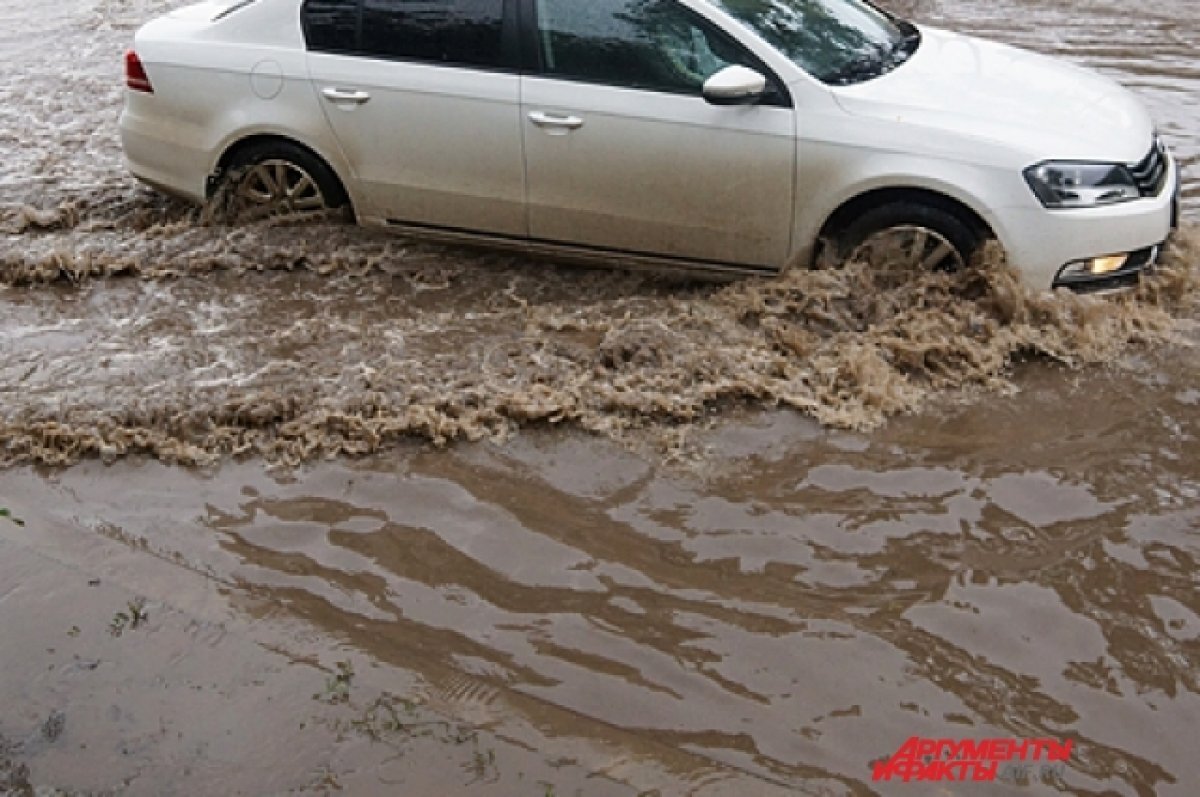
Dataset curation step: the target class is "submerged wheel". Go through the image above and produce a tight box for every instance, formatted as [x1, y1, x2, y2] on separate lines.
[834, 202, 983, 272]
[219, 141, 348, 222]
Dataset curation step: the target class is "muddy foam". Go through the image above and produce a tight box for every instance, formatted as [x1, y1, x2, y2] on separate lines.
[1, 211, 1196, 467]
[1, 0, 1197, 468]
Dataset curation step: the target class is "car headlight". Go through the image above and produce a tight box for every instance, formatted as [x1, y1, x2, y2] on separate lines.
[1023, 162, 1140, 209]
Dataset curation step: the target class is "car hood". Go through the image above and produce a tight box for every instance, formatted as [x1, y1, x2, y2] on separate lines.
[831, 26, 1154, 165]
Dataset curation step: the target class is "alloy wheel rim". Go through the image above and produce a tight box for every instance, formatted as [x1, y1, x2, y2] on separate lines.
[850, 225, 966, 272]
[232, 159, 327, 219]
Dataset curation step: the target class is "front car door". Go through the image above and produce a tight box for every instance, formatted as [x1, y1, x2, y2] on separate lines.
[519, 0, 797, 269]
[302, 0, 526, 236]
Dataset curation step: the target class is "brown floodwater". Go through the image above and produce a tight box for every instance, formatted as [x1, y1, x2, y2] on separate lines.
[1, 0, 1198, 794]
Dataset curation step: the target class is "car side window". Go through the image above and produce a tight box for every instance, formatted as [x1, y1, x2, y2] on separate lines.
[360, 0, 506, 67]
[303, 0, 360, 54]
[532, 0, 780, 99]
[302, 0, 511, 70]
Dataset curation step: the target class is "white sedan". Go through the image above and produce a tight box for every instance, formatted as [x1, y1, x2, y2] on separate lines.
[120, 0, 1181, 292]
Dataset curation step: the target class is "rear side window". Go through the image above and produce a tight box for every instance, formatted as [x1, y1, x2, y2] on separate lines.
[362, 0, 504, 67]
[302, 0, 509, 70]
[303, 0, 359, 53]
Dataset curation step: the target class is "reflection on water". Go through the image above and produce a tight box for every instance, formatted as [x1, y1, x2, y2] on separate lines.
[6, 362, 1197, 792]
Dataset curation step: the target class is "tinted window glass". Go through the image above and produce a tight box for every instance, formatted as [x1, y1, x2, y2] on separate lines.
[302, 0, 360, 53]
[534, 0, 761, 95]
[711, 0, 910, 85]
[360, 0, 507, 68]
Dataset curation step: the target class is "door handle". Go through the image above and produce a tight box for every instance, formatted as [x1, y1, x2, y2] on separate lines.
[322, 87, 371, 105]
[528, 111, 584, 131]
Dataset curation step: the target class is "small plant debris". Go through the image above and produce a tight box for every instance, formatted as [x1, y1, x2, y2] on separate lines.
[347, 694, 417, 738]
[314, 660, 355, 705]
[109, 598, 149, 637]
[0, 508, 24, 527]
[341, 694, 478, 749]
[41, 712, 66, 743]
[0, 734, 33, 795]
[466, 745, 498, 784]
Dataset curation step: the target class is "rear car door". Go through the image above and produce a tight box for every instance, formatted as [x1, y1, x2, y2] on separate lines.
[519, 0, 796, 268]
[302, 0, 526, 235]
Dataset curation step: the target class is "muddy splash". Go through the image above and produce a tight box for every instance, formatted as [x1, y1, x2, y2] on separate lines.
[2, 221, 1197, 467]
[1, 0, 1198, 469]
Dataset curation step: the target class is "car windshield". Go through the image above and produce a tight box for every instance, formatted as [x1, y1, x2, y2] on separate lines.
[710, 0, 918, 86]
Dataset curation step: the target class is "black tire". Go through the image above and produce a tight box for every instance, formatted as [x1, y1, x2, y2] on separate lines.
[218, 139, 350, 220]
[833, 202, 983, 272]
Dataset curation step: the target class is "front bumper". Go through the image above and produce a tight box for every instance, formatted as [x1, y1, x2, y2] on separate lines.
[997, 152, 1180, 292]
[1051, 159, 1184, 292]
[1052, 244, 1160, 293]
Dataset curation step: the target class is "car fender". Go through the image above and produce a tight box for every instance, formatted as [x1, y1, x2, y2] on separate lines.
[791, 148, 1027, 267]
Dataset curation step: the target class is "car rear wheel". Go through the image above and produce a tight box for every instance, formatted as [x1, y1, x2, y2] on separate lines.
[217, 141, 348, 222]
[833, 202, 983, 273]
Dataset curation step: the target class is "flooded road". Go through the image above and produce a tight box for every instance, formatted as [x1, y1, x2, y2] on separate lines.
[1, 0, 1199, 794]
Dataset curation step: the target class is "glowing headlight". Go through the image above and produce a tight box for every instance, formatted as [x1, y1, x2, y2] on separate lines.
[1024, 162, 1140, 209]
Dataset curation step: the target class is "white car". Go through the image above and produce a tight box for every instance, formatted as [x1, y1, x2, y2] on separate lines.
[120, 0, 1182, 292]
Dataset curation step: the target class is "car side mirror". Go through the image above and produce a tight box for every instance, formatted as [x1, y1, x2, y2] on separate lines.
[702, 65, 768, 106]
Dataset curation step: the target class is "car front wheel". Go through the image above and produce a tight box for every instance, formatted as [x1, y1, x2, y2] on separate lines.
[833, 202, 983, 273]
